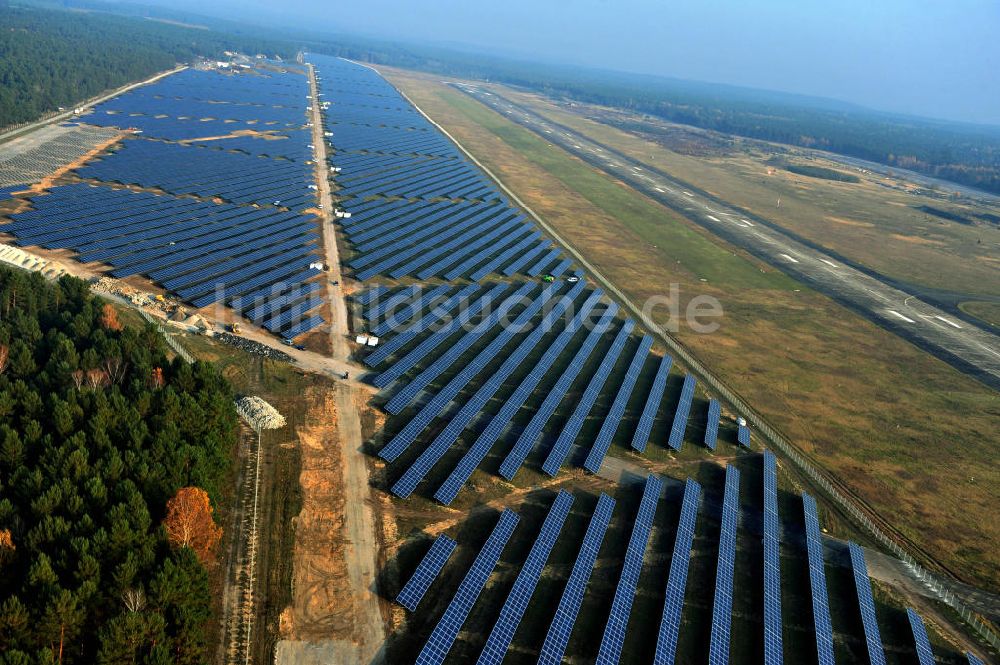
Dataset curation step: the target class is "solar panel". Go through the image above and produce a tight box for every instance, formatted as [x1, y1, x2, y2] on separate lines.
[966, 653, 986, 665]
[596, 474, 663, 665]
[707, 465, 740, 665]
[415, 510, 519, 665]
[906, 608, 935, 665]
[476, 491, 574, 665]
[382, 284, 558, 472]
[667, 374, 697, 450]
[364, 284, 420, 321]
[498, 304, 619, 480]
[703, 399, 721, 450]
[763, 450, 783, 665]
[364, 282, 486, 368]
[849, 542, 887, 665]
[737, 423, 751, 447]
[630, 354, 673, 452]
[542, 319, 636, 476]
[434, 288, 602, 505]
[653, 478, 702, 665]
[802, 494, 835, 665]
[584, 335, 654, 473]
[538, 493, 616, 665]
[370, 282, 513, 385]
[394, 282, 585, 499]
[396, 535, 458, 611]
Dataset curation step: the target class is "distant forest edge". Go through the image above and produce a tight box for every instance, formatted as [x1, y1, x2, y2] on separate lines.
[311, 42, 1000, 196]
[0, 6, 296, 129]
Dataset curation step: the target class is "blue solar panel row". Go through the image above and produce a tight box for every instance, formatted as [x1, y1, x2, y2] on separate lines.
[476, 491, 574, 665]
[10, 184, 323, 334]
[737, 423, 751, 447]
[630, 354, 673, 453]
[542, 319, 636, 476]
[415, 509, 519, 665]
[371, 284, 452, 337]
[364, 282, 485, 367]
[667, 374, 697, 450]
[584, 335, 654, 473]
[431, 285, 598, 504]
[653, 478, 702, 665]
[802, 494, 836, 665]
[498, 305, 619, 481]
[435, 290, 604, 505]
[384, 282, 547, 415]
[396, 535, 458, 612]
[849, 542, 887, 665]
[370, 282, 517, 387]
[966, 652, 986, 665]
[596, 474, 663, 665]
[763, 450, 783, 665]
[364, 285, 420, 321]
[381, 284, 556, 467]
[704, 399, 722, 450]
[907, 608, 935, 665]
[538, 493, 616, 665]
[394, 282, 585, 499]
[708, 465, 741, 665]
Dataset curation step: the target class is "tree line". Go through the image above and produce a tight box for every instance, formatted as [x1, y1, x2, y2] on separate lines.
[0, 267, 237, 664]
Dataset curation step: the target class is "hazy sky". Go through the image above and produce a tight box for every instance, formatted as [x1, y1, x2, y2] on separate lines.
[172, 0, 1000, 125]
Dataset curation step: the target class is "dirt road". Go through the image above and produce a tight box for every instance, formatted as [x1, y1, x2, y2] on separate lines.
[274, 63, 385, 665]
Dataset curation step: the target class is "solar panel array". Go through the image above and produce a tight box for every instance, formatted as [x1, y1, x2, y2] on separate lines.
[907, 608, 936, 665]
[309, 54, 572, 280]
[966, 652, 986, 665]
[393, 283, 584, 498]
[396, 535, 457, 612]
[763, 450, 783, 665]
[498, 305, 620, 481]
[802, 493, 836, 665]
[653, 478, 702, 665]
[631, 354, 673, 452]
[538, 493, 616, 665]
[542, 319, 636, 476]
[434, 288, 603, 505]
[667, 374, 697, 450]
[476, 491, 574, 665]
[708, 465, 740, 665]
[704, 399, 721, 450]
[849, 542, 887, 665]
[415, 509, 519, 665]
[583, 335, 655, 473]
[737, 423, 751, 447]
[2, 63, 325, 340]
[596, 474, 663, 665]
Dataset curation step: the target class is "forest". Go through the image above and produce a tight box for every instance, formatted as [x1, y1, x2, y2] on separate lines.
[0, 5, 296, 129]
[0, 267, 237, 664]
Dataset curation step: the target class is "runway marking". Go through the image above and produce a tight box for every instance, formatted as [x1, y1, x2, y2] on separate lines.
[935, 316, 963, 329]
[820, 259, 838, 268]
[654, 187, 665, 193]
[779, 253, 800, 263]
[740, 219, 755, 226]
[887, 310, 916, 323]
[683, 191, 693, 197]
[707, 215, 721, 222]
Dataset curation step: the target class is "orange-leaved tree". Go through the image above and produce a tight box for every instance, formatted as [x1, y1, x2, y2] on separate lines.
[162, 487, 222, 565]
[99, 303, 123, 331]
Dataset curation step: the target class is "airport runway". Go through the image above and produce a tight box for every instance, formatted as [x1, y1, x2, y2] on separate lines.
[452, 83, 1000, 390]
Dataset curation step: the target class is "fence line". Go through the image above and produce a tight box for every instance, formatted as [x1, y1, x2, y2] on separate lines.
[138, 309, 194, 364]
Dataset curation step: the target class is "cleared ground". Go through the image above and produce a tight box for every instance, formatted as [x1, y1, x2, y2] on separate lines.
[379, 67, 1000, 594]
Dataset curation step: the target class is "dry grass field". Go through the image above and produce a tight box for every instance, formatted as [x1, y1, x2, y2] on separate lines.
[382, 67, 1000, 592]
